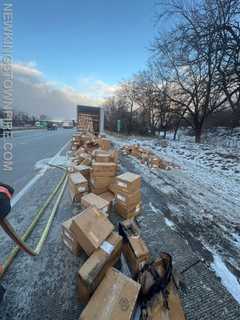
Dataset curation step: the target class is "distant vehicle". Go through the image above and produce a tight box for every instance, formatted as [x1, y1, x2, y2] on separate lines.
[35, 120, 47, 129]
[47, 122, 57, 130]
[0, 119, 11, 137]
[62, 121, 74, 129]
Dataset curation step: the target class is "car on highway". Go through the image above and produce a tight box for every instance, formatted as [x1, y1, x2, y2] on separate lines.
[62, 121, 74, 129]
[47, 122, 57, 130]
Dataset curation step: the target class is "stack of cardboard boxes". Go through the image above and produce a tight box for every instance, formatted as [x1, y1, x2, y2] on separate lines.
[68, 172, 88, 202]
[90, 162, 117, 195]
[115, 172, 141, 219]
[63, 132, 186, 320]
[61, 217, 81, 256]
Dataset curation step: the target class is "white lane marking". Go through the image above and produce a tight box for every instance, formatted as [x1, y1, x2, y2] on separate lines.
[11, 140, 70, 207]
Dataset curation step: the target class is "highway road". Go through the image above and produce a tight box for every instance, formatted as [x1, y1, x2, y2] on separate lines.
[0, 128, 74, 203]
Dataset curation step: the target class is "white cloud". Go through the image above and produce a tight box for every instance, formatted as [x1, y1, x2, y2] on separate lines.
[0, 62, 117, 120]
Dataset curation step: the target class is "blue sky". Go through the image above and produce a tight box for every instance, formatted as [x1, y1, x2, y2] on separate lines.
[0, 0, 164, 119]
[12, 0, 158, 87]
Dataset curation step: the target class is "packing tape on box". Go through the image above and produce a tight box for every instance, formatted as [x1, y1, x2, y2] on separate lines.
[100, 241, 114, 255]
[117, 181, 127, 188]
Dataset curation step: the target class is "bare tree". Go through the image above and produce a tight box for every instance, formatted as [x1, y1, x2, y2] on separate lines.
[152, 0, 229, 142]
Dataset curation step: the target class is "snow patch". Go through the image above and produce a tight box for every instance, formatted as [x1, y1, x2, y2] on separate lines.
[164, 217, 176, 229]
[211, 253, 240, 304]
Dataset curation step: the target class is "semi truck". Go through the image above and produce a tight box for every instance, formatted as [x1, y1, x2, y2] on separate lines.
[76, 105, 104, 135]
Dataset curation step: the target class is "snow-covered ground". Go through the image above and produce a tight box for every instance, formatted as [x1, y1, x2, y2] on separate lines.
[109, 127, 240, 304]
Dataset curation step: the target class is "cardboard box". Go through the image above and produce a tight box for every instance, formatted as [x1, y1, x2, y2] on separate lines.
[99, 191, 115, 210]
[81, 193, 110, 215]
[68, 182, 88, 202]
[73, 164, 90, 180]
[78, 232, 122, 304]
[70, 207, 114, 256]
[150, 156, 161, 168]
[95, 151, 112, 163]
[79, 268, 141, 320]
[92, 162, 117, 177]
[115, 202, 141, 219]
[90, 184, 109, 195]
[116, 172, 141, 193]
[116, 190, 141, 207]
[68, 172, 88, 193]
[122, 236, 150, 275]
[62, 218, 81, 256]
[108, 178, 117, 194]
[97, 138, 111, 151]
[110, 150, 118, 163]
[90, 174, 115, 188]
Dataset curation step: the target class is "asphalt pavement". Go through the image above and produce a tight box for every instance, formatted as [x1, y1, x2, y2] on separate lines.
[0, 131, 239, 320]
[0, 128, 74, 194]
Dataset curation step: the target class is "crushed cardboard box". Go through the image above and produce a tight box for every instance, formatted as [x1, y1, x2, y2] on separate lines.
[78, 232, 122, 304]
[70, 206, 114, 256]
[81, 193, 110, 215]
[122, 236, 150, 276]
[119, 219, 149, 275]
[79, 268, 141, 320]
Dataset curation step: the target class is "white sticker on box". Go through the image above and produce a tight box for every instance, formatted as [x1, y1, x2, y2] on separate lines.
[100, 241, 114, 255]
[117, 181, 128, 188]
[117, 194, 126, 202]
[102, 206, 108, 214]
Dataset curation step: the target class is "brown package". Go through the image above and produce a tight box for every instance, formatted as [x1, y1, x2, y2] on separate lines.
[81, 193, 110, 215]
[70, 207, 114, 256]
[115, 201, 141, 219]
[92, 162, 117, 177]
[62, 218, 81, 256]
[78, 232, 122, 304]
[116, 172, 141, 193]
[79, 268, 141, 320]
[116, 190, 141, 207]
[122, 236, 150, 276]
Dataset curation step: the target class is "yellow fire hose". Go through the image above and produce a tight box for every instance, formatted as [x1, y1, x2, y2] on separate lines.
[1, 171, 68, 278]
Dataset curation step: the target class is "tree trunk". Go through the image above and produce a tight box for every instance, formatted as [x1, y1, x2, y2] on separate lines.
[163, 129, 167, 139]
[195, 126, 202, 143]
[173, 119, 181, 140]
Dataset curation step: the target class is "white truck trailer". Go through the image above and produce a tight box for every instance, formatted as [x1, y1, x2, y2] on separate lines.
[76, 105, 104, 135]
